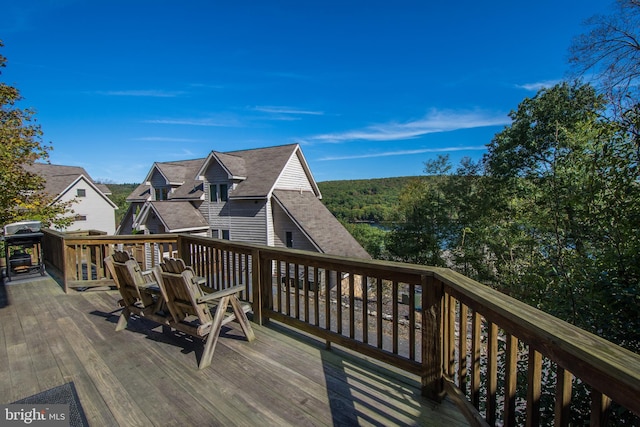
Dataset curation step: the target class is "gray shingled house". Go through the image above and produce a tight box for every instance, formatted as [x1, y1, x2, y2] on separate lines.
[26, 163, 117, 234]
[118, 144, 370, 259]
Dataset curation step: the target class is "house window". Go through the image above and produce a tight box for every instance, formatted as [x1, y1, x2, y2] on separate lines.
[286, 231, 293, 248]
[155, 187, 169, 200]
[210, 183, 229, 202]
[77, 189, 86, 197]
[209, 184, 218, 202]
[222, 230, 230, 240]
[220, 184, 228, 202]
[75, 214, 87, 221]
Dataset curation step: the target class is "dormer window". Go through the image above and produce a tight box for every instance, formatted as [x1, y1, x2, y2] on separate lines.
[209, 183, 228, 203]
[220, 184, 228, 202]
[155, 187, 169, 201]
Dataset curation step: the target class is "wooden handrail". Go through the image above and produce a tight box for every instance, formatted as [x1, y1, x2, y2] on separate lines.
[41, 230, 640, 424]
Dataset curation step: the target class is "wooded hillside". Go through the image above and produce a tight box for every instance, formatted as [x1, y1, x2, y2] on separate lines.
[317, 176, 423, 223]
[103, 183, 138, 227]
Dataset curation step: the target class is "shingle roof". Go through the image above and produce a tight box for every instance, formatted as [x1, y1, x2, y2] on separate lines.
[212, 152, 247, 178]
[170, 181, 204, 200]
[128, 144, 301, 201]
[273, 190, 371, 259]
[25, 163, 111, 198]
[222, 144, 298, 198]
[154, 158, 206, 184]
[127, 183, 152, 202]
[149, 201, 208, 232]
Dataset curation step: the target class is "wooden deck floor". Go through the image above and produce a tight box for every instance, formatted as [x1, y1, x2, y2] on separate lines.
[0, 275, 468, 426]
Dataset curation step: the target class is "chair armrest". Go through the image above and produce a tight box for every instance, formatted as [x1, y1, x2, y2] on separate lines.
[197, 284, 246, 303]
[141, 269, 154, 279]
[138, 281, 161, 294]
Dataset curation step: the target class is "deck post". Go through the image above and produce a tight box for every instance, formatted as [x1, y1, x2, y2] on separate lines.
[177, 235, 191, 265]
[422, 274, 445, 401]
[251, 249, 264, 324]
[63, 243, 76, 294]
[251, 249, 272, 326]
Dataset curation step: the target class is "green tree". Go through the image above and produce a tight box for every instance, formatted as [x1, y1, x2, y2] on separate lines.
[0, 41, 72, 228]
[341, 222, 387, 259]
[389, 82, 639, 423]
[386, 159, 453, 266]
[484, 80, 640, 424]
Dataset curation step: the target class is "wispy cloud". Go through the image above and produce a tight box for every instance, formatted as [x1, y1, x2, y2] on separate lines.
[95, 89, 186, 97]
[252, 106, 324, 116]
[318, 145, 487, 161]
[144, 117, 242, 127]
[308, 109, 508, 143]
[515, 79, 561, 91]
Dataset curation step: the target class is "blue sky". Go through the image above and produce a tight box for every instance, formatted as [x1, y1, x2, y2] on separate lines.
[1, 0, 612, 184]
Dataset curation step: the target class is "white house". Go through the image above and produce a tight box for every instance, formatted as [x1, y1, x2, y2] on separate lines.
[27, 163, 117, 234]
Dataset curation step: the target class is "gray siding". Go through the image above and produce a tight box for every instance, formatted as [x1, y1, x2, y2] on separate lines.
[201, 161, 268, 244]
[200, 162, 230, 233]
[117, 203, 143, 234]
[145, 214, 166, 234]
[227, 200, 268, 245]
[150, 170, 167, 200]
[274, 153, 314, 192]
[266, 200, 274, 246]
[272, 202, 318, 252]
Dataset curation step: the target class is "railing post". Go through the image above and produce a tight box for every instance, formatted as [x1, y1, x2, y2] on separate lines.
[251, 249, 272, 326]
[63, 243, 76, 294]
[422, 274, 445, 401]
[251, 249, 263, 324]
[177, 235, 191, 265]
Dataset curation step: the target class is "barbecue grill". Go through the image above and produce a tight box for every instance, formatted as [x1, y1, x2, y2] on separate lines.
[2, 220, 45, 281]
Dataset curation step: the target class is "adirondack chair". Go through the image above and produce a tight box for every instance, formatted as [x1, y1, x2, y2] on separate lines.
[152, 258, 255, 369]
[104, 250, 168, 331]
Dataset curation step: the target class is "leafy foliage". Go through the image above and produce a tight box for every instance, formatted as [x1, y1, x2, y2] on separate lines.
[318, 177, 420, 224]
[0, 41, 73, 228]
[101, 183, 139, 227]
[385, 81, 639, 424]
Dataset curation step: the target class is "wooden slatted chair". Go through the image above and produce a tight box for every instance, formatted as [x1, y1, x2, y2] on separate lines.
[153, 258, 255, 369]
[104, 250, 168, 331]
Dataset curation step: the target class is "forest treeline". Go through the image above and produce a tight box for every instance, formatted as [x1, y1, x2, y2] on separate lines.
[105, 183, 139, 227]
[317, 176, 420, 224]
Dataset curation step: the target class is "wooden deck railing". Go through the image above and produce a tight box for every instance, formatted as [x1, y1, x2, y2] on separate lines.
[42, 230, 640, 426]
[42, 229, 179, 292]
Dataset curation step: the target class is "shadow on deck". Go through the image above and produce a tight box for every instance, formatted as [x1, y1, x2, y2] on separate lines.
[0, 274, 468, 426]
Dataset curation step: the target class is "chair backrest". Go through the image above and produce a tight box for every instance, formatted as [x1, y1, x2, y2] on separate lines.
[153, 259, 213, 329]
[105, 251, 154, 308]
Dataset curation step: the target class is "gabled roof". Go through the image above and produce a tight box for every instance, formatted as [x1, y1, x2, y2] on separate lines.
[273, 190, 371, 259]
[196, 152, 247, 180]
[196, 145, 299, 198]
[144, 158, 206, 186]
[129, 144, 318, 202]
[227, 144, 312, 198]
[25, 163, 116, 207]
[139, 201, 208, 232]
[170, 181, 204, 200]
[126, 183, 152, 202]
